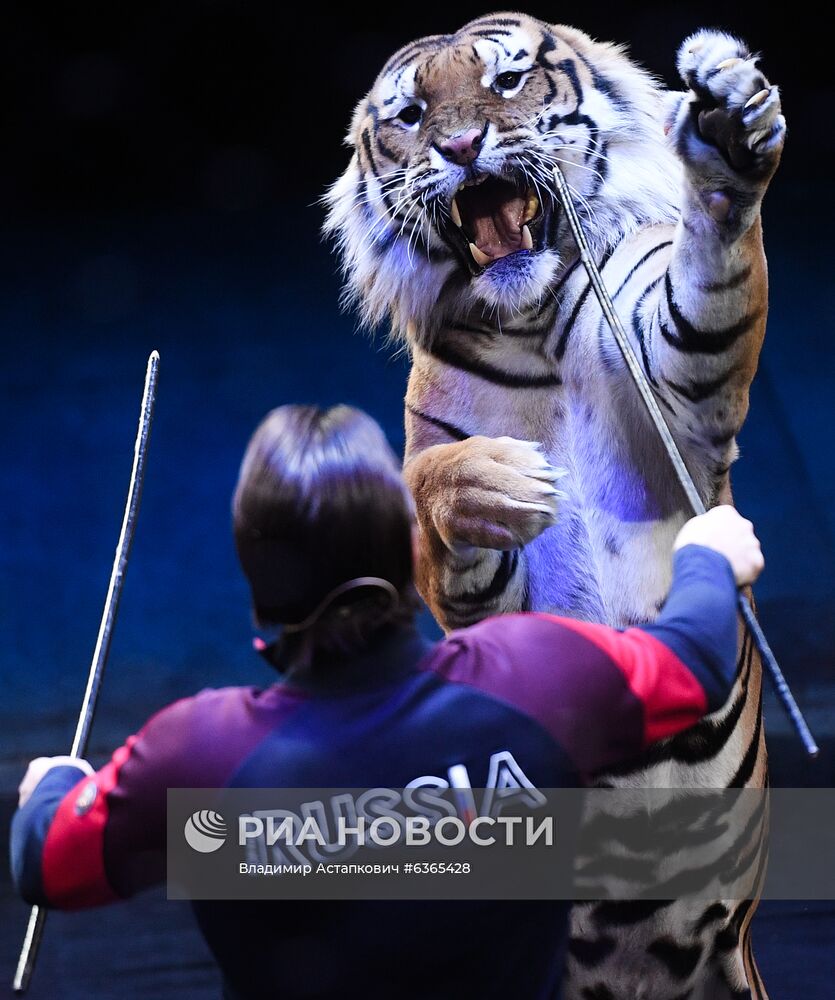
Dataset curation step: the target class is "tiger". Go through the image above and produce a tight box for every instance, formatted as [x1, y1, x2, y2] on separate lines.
[325, 12, 784, 1000]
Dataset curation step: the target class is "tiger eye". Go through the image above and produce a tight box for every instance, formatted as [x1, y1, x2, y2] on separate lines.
[495, 71, 523, 91]
[398, 105, 422, 126]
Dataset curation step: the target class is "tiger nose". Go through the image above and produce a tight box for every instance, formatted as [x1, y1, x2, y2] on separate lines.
[435, 127, 485, 166]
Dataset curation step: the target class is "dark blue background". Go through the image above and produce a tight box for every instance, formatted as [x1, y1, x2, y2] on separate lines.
[1, 2, 832, 995]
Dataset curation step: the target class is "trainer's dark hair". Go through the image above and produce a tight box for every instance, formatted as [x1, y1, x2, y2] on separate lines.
[232, 405, 417, 666]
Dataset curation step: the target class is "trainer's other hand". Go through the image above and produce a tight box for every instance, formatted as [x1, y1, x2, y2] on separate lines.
[674, 505, 764, 587]
[18, 756, 94, 808]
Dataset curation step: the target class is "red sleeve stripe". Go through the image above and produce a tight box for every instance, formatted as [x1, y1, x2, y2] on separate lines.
[41, 737, 137, 909]
[534, 615, 708, 745]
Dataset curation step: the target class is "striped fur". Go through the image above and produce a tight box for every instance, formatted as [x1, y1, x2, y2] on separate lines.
[326, 14, 784, 999]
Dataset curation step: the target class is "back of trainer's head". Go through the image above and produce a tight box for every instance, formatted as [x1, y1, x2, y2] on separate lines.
[232, 404, 416, 659]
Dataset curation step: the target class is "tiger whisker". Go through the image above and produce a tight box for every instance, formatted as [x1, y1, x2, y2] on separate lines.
[333, 173, 412, 212]
[353, 187, 419, 260]
[540, 142, 616, 174]
[401, 197, 427, 266]
[530, 147, 610, 187]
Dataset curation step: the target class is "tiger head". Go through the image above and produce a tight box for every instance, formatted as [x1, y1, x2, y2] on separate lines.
[325, 12, 681, 342]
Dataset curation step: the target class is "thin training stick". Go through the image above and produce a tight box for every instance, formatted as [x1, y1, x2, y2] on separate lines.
[552, 165, 818, 759]
[13, 350, 161, 995]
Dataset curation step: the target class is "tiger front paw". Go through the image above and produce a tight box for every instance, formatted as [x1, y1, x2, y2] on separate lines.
[667, 30, 785, 207]
[406, 436, 565, 553]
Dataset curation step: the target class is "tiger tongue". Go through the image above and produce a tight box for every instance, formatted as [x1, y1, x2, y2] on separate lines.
[468, 194, 526, 259]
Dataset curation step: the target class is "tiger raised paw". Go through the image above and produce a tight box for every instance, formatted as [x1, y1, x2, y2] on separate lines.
[667, 30, 786, 227]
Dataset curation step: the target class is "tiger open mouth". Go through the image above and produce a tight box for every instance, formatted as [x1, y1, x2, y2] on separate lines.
[446, 174, 547, 273]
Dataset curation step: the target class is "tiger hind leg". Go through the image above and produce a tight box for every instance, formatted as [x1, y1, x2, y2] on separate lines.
[699, 901, 768, 1000]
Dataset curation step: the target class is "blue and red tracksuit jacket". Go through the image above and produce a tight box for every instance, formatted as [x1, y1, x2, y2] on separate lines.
[11, 545, 739, 999]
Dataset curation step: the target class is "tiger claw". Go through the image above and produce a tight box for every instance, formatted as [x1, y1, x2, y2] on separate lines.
[715, 57, 744, 70]
[744, 88, 771, 110]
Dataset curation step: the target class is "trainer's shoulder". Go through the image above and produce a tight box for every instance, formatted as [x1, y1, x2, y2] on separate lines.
[450, 612, 583, 657]
[124, 684, 298, 788]
[425, 612, 580, 689]
[138, 684, 283, 740]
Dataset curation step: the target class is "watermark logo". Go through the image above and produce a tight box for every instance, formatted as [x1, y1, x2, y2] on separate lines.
[184, 810, 227, 853]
